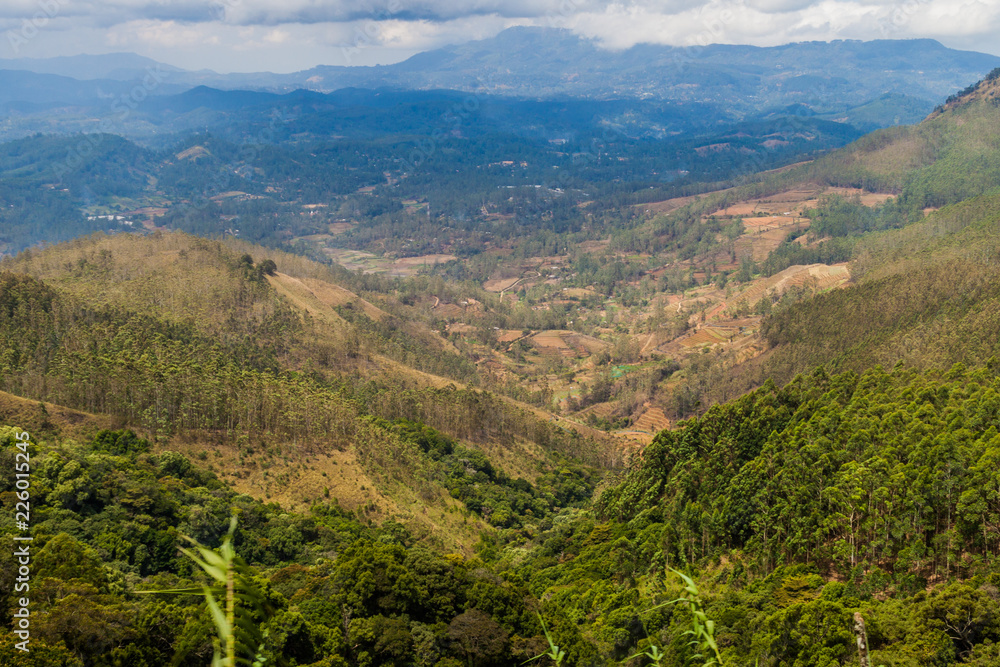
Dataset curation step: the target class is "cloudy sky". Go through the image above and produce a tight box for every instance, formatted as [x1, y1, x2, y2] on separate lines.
[1, 0, 998, 72]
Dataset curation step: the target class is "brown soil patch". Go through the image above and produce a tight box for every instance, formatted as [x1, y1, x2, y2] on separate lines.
[564, 333, 610, 354]
[742, 215, 797, 231]
[268, 272, 386, 324]
[484, 277, 521, 292]
[715, 201, 760, 217]
[530, 330, 609, 355]
[734, 219, 810, 262]
[210, 191, 249, 201]
[532, 331, 572, 349]
[300, 276, 388, 319]
[176, 145, 210, 161]
[712, 185, 893, 219]
[679, 328, 729, 348]
[391, 254, 457, 275]
[497, 330, 525, 343]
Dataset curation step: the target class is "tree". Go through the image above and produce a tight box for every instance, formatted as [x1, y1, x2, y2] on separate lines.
[447, 609, 509, 666]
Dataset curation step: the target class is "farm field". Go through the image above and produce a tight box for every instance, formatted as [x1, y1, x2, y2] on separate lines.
[324, 247, 458, 276]
[428, 178, 886, 445]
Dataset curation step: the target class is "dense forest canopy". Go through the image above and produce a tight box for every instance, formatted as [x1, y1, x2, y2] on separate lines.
[5, 362, 1000, 665]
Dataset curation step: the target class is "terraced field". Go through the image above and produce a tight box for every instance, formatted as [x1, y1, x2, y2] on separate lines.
[614, 407, 672, 445]
[712, 185, 892, 218]
[729, 263, 850, 310]
[531, 330, 609, 356]
[679, 327, 730, 348]
[632, 407, 670, 434]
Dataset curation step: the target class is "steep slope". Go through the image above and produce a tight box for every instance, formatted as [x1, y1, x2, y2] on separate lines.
[803, 67, 1000, 205]
[620, 69, 1000, 417]
[0, 425, 582, 667]
[0, 389, 108, 438]
[498, 364, 1000, 665]
[653, 66, 1000, 217]
[0, 233, 605, 550]
[747, 73, 1000, 378]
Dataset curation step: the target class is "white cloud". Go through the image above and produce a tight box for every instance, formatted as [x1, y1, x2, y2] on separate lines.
[0, 0, 997, 71]
[107, 20, 220, 49]
[908, 0, 1000, 37]
[566, 0, 1000, 50]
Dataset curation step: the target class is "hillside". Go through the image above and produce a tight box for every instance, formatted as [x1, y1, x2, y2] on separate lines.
[581, 67, 1000, 421]
[6, 364, 1000, 665]
[496, 364, 1000, 665]
[745, 71, 1000, 382]
[0, 233, 608, 551]
[3, 65, 996, 446]
[802, 67, 1000, 206]
[0, 423, 582, 667]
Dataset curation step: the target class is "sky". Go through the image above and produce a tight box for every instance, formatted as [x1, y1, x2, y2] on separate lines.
[0, 0, 998, 73]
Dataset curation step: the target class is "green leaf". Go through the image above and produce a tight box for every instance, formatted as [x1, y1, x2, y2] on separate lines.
[178, 546, 227, 583]
[204, 586, 229, 637]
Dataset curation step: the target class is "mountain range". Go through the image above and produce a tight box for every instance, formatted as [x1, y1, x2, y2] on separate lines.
[1, 28, 998, 142]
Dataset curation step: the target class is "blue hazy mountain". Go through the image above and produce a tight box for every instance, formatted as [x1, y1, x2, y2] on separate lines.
[4, 29, 998, 107]
[233, 29, 1000, 116]
[0, 52, 183, 80]
[0, 29, 998, 142]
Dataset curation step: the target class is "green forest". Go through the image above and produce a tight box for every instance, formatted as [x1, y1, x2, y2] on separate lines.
[2, 50, 1000, 667]
[5, 362, 1000, 665]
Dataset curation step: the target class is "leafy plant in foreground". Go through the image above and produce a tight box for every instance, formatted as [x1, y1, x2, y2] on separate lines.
[139, 516, 270, 667]
[640, 570, 724, 667]
[524, 613, 566, 666]
[626, 641, 667, 666]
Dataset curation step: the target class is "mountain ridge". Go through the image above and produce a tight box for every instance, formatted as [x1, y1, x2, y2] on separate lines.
[2, 30, 997, 105]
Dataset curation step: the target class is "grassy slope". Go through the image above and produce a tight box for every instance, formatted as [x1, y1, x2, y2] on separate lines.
[747, 80, 1000, 380]
[0, 232, 608, 551]
[0, 389, 109, 439]
[648, 73, 1000, 412]
[640, 73, 1000, 229]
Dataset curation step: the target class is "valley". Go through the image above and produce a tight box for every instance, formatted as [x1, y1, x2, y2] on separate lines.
[1, 32, 1000, 667]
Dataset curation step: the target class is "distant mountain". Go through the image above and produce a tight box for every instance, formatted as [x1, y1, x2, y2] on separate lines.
[228, 29, 1000, 112]
[0, 66, 190, 114]
[5, 30, 998, 112]
[0, 52, 183, 81]
[0, 31, 997, 144]
[149, 85, 288, 113]
[0, 69, 136, 108]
